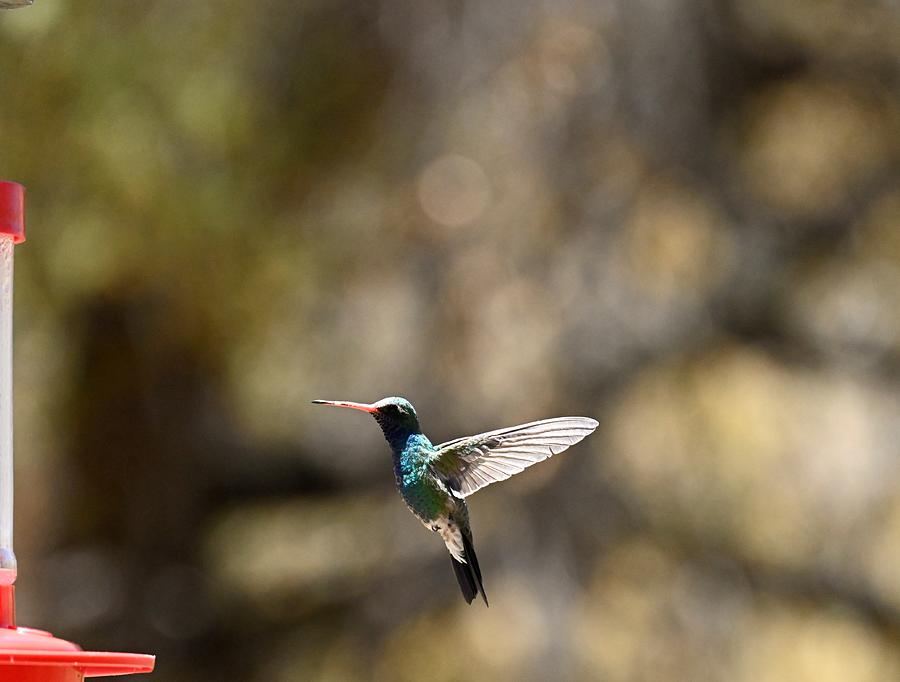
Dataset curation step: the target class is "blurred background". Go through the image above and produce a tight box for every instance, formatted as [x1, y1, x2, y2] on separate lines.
[1, 0, 899, 680]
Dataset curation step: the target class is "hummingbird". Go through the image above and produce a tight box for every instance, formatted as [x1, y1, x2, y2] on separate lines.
[312, 396, 598, 606]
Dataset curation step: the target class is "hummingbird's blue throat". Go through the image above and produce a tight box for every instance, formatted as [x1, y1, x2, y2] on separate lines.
[374, 412, 421, 452]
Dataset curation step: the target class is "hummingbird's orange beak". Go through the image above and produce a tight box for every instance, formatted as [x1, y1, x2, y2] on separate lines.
[312, 399, 378, 413]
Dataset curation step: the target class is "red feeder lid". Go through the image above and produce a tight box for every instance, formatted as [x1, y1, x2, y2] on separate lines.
[0, 181, 24, 244]
[0, 586, 154, 680]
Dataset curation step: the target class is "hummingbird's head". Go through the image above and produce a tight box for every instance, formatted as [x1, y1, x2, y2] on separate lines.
[312, 396, 421, 434]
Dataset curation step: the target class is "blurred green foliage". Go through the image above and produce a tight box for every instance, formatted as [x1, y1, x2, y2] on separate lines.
[1, 1, 900, 680]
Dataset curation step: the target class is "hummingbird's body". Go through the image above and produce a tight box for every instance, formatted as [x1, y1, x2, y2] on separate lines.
[376, 411, 475, 570]
[312, 396, 598, 605]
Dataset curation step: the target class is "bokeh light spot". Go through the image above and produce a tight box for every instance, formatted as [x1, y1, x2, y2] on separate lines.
[417, 154, 491, 227]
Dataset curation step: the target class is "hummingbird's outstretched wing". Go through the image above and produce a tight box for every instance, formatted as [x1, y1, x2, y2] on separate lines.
[431, 416, 598, 498]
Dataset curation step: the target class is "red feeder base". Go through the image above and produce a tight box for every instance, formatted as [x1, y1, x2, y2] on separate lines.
[0, 586, 154, 680]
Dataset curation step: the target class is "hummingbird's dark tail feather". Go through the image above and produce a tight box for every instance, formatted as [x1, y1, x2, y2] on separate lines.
[451, 555, 477, 604]
[451, 532, 488, 607]
[465, 534, 489, 607]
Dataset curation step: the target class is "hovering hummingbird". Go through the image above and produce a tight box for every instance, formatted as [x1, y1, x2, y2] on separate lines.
[312, 396, 598, 606]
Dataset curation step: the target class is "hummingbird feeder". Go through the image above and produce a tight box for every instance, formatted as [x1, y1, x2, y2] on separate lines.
[0, 181, 155, 680]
